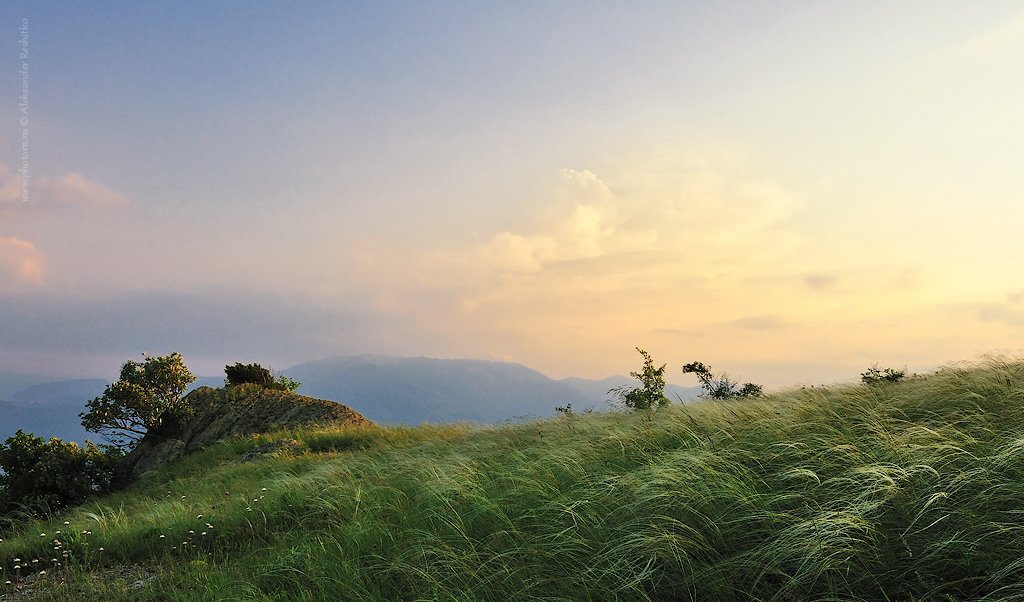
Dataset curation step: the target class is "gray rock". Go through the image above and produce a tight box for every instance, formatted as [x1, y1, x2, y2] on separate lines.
[121, 385, 368, 480]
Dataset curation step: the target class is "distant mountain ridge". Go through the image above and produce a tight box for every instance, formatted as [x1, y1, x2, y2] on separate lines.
[0, 356, 701, 441]
[0, 379, 107, 444]
[287, 355, 594, 424]
[0, 377, 222, 444]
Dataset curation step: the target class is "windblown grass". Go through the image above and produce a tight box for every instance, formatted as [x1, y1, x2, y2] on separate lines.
[4, 357, 1024, 600]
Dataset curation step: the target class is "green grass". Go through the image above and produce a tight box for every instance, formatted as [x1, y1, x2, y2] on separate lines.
[4, 357, 1024, 600]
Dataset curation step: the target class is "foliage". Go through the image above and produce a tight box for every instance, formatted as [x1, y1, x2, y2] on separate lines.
[0, 430, 121, 521]
[273, 375, 301, 391]
[861, 364, 906, 385]
[682, 360, 763, 399]
[225, 363, 301, 391]
[80, 353, 196, 450]
[224, 363, 274, 388]
[4, 357, 1024, 601]
[610, 347, 670, 410]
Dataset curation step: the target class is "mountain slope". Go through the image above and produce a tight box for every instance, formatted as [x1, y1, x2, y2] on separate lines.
[288, 355, 592, 423]
[9, 378, 109, 406]
[0, 379, 109, 443]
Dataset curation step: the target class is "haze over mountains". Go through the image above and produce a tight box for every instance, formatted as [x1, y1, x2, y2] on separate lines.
[0, 356, 701, 443]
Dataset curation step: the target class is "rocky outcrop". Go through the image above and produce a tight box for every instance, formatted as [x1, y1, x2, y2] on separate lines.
[121, 385, 369, 480]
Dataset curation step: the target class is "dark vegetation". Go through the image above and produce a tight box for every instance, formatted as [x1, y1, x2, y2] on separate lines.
[0, 356, 301, 527]
[224, 362, 275, 388]
[610, 348, 763, 410]
[860, 364, 907, 385]
[682, 360, 763, 399]
[0, 432, 120, 526]
[224, 363, 300, 391]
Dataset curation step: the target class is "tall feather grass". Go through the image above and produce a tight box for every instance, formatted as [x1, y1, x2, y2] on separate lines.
[3, 357, 1024, 600]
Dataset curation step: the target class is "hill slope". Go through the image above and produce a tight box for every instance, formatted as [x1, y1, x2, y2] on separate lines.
[4, 358, 1024, 600]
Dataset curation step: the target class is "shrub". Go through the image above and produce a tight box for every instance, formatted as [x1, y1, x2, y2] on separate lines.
[861, 365, 906, 385]
[80, 352, 196, 450]
[682, 361, 763, 399]
[0, 430, 121, 521]
[610, 348, 670, 410]
[225, 362, 275, 387]
[225, 363, 301, 391]
[273, 375, 301, 391]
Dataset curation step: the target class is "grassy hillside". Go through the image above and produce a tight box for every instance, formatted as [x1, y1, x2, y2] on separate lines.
[3, 358, 1024, 600]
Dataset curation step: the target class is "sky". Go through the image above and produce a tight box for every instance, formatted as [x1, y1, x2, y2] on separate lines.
[2, 2, 1024, 388]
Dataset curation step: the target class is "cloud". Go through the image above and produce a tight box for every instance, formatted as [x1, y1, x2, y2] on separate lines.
[805, 274, 837, 291]
[722, 315, 788, 330]
[0, 288, 397, 377]
[0, 164, 24, 203]
[971, 303, 1024, 328]
[34, 172, 128, 207]
[472, 169, 643, 274]
[0, 236, 46, 291]
[0, 164, 129, 293]
[340, 151, 812, 377]
[459, 153, 799, 303]
[1, 164, 127, 213]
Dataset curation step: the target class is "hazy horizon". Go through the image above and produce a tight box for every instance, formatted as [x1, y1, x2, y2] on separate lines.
[0, 352, 703, 397]
[3, 3, 1023, 388]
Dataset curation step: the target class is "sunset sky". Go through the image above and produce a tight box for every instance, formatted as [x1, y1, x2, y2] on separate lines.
[2, 2, 1024, 388]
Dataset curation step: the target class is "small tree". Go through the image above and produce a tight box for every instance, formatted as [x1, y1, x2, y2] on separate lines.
[80, 352, 196, 450]
[611, 348, 670, 410]
[682, 361, 763, 400]
[861, 365, 906, 385]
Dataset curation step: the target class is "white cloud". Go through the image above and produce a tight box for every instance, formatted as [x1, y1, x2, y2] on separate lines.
[469, 154, 796, 282]
[0, 164, 24, 203]
[0, 164, 127, 210]
[35, 172, 128, 207]
[477, 232, 553, 273]
[0, 164, 129, 293]
[0, 236, 46, 292]
[473, 168, 656, 275]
